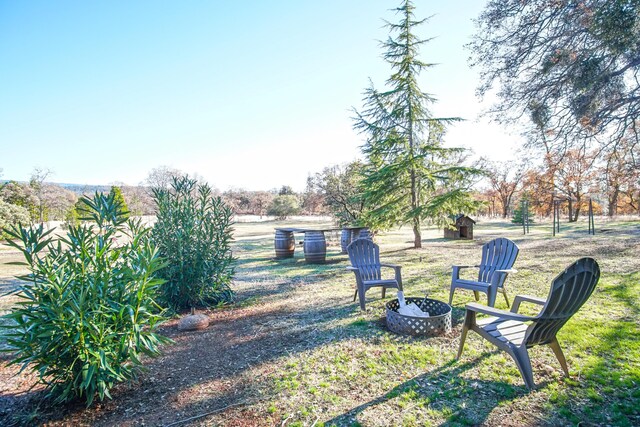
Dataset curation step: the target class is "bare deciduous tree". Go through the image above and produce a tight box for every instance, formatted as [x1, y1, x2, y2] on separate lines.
[29, 167, 53, 223]
[145, 166, 184, 189]
[469, 0, 640, 160]
[486, 160, 525, 218]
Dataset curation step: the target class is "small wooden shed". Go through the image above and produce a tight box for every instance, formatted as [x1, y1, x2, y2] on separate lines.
[444, 215, 476, 240]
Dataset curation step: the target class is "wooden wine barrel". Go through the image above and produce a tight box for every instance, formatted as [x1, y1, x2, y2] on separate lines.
[340, 228, 353, 254]
[303, 231, 327, 264]
[274, 230, 295, 258]
[355, 227, 372, 241]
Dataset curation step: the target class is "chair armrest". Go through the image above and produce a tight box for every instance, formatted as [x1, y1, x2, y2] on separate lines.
[451, 265, 478, 281]
[380, 263, 401, 269]
[465, 302, 534, 322]
[488, 269, 517, 287]
[346, 266, 364, 286]
[380, 264, 402, 289]
[511, 294, 546, 313]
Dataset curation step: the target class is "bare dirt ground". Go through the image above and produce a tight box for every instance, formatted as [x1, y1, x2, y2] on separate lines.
[0, 271, 316, 426]
[0, 219, 344, 426]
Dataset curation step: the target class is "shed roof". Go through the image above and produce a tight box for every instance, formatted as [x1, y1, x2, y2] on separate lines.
[454, 214, 476, 224]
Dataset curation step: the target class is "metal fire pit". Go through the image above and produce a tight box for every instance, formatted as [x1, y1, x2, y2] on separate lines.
[386, 297, 452, 336]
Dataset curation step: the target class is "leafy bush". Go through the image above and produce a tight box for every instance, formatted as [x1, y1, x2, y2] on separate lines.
[267, 194, 300, 219]
[0, 200, 30, 238]
[2, 193, 170, 406]
[152, 176, 235, 311]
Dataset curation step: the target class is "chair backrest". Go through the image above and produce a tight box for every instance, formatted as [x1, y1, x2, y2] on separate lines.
[525, 257, 600, 347]
[477, 238, 519, 286]
[347, 238, 382, 281]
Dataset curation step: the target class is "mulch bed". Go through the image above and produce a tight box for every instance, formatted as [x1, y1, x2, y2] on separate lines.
[0, 302, 294, 426]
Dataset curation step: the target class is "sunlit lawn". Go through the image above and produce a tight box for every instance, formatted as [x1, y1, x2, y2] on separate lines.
[0, 217, 638, 426]
[230, 217, 640, 426]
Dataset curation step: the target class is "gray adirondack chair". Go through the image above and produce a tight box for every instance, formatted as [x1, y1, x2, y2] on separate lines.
[347, 239, 402, 310]
[457, 257, 600, 389]
[449, 237, 519, 307]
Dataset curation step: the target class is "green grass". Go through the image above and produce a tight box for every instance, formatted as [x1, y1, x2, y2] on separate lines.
[226, 217, 640, 426]
[1, 217, 639, 425]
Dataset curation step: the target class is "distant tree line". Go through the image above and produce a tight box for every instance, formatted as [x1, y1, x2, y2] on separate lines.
[0, 168, 158, 235]
[475, 146, 640, 221]
[0, 165, 332, 235]
[3, 144, 637, 238]
[468, 0, 640, 222]
[221, 184, 328, 219]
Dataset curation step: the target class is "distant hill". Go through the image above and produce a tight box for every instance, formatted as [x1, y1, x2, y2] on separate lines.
[57, 183, 113, 195]
[1, 180, 146, 195]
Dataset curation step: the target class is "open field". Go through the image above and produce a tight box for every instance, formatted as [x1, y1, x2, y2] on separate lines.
[1, 217, 639, 426]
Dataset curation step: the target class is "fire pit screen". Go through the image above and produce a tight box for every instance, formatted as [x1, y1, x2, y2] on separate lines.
[386, 297, 452, 336]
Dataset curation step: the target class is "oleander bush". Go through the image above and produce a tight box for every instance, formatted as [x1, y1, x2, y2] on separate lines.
[2, 192, 170, 406]
[152, 176, 235, 311]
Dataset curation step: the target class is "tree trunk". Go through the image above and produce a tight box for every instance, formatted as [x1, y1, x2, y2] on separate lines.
[573, 194, 581, 222]
[408, 96, 420, 248]
[413, 218, 422, 249]
[410, 166, 420, 248]
[567, 199, 574, 222]
[546, 193, 554, 217]
[608, 185, 619, 217]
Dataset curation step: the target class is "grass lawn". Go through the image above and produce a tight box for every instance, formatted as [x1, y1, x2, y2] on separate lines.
[0, 217, 639, 426]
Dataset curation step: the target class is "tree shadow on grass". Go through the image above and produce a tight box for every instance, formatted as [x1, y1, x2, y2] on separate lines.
[262, 256, 349, 274]
[0, 278, 21, 296]
[518, 318, 640, 426]
[323, 355, 531, 426]
[538, 275, 640, 425]
[601, 272, 640, 316]
[234, 255, 277, 266]
[0, 299, 362, 426]
[321, 300, 640, 426]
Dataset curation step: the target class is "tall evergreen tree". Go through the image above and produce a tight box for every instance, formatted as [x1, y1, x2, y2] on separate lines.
[511, 198, 536, 225]
[109, 186, 130, 220]
[353, 0, 481, 248]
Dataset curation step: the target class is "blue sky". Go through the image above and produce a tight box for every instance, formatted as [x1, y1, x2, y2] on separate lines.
[0, 1, 522, 191]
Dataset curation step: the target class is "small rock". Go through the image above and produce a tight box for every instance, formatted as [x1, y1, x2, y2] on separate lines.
[178, 313, 210, 331]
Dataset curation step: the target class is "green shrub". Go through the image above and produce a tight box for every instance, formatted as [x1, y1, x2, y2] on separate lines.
[151, 176, 235, 311]
[2, 192, 170, 406]
[267, 194, 300, 219]
[0, 200, 30, 238]
[65, 195, 99, 229]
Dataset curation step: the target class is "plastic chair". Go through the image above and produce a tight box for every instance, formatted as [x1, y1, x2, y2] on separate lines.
[456, 257, 600, 389]
[449, 237, 519, 307]
[346, 239, 402, 310]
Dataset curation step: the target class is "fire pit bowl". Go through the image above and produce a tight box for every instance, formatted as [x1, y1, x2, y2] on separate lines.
[386, 297, 452, 336]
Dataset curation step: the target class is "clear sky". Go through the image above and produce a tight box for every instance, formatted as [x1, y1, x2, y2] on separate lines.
[0, 1, 523, 191]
